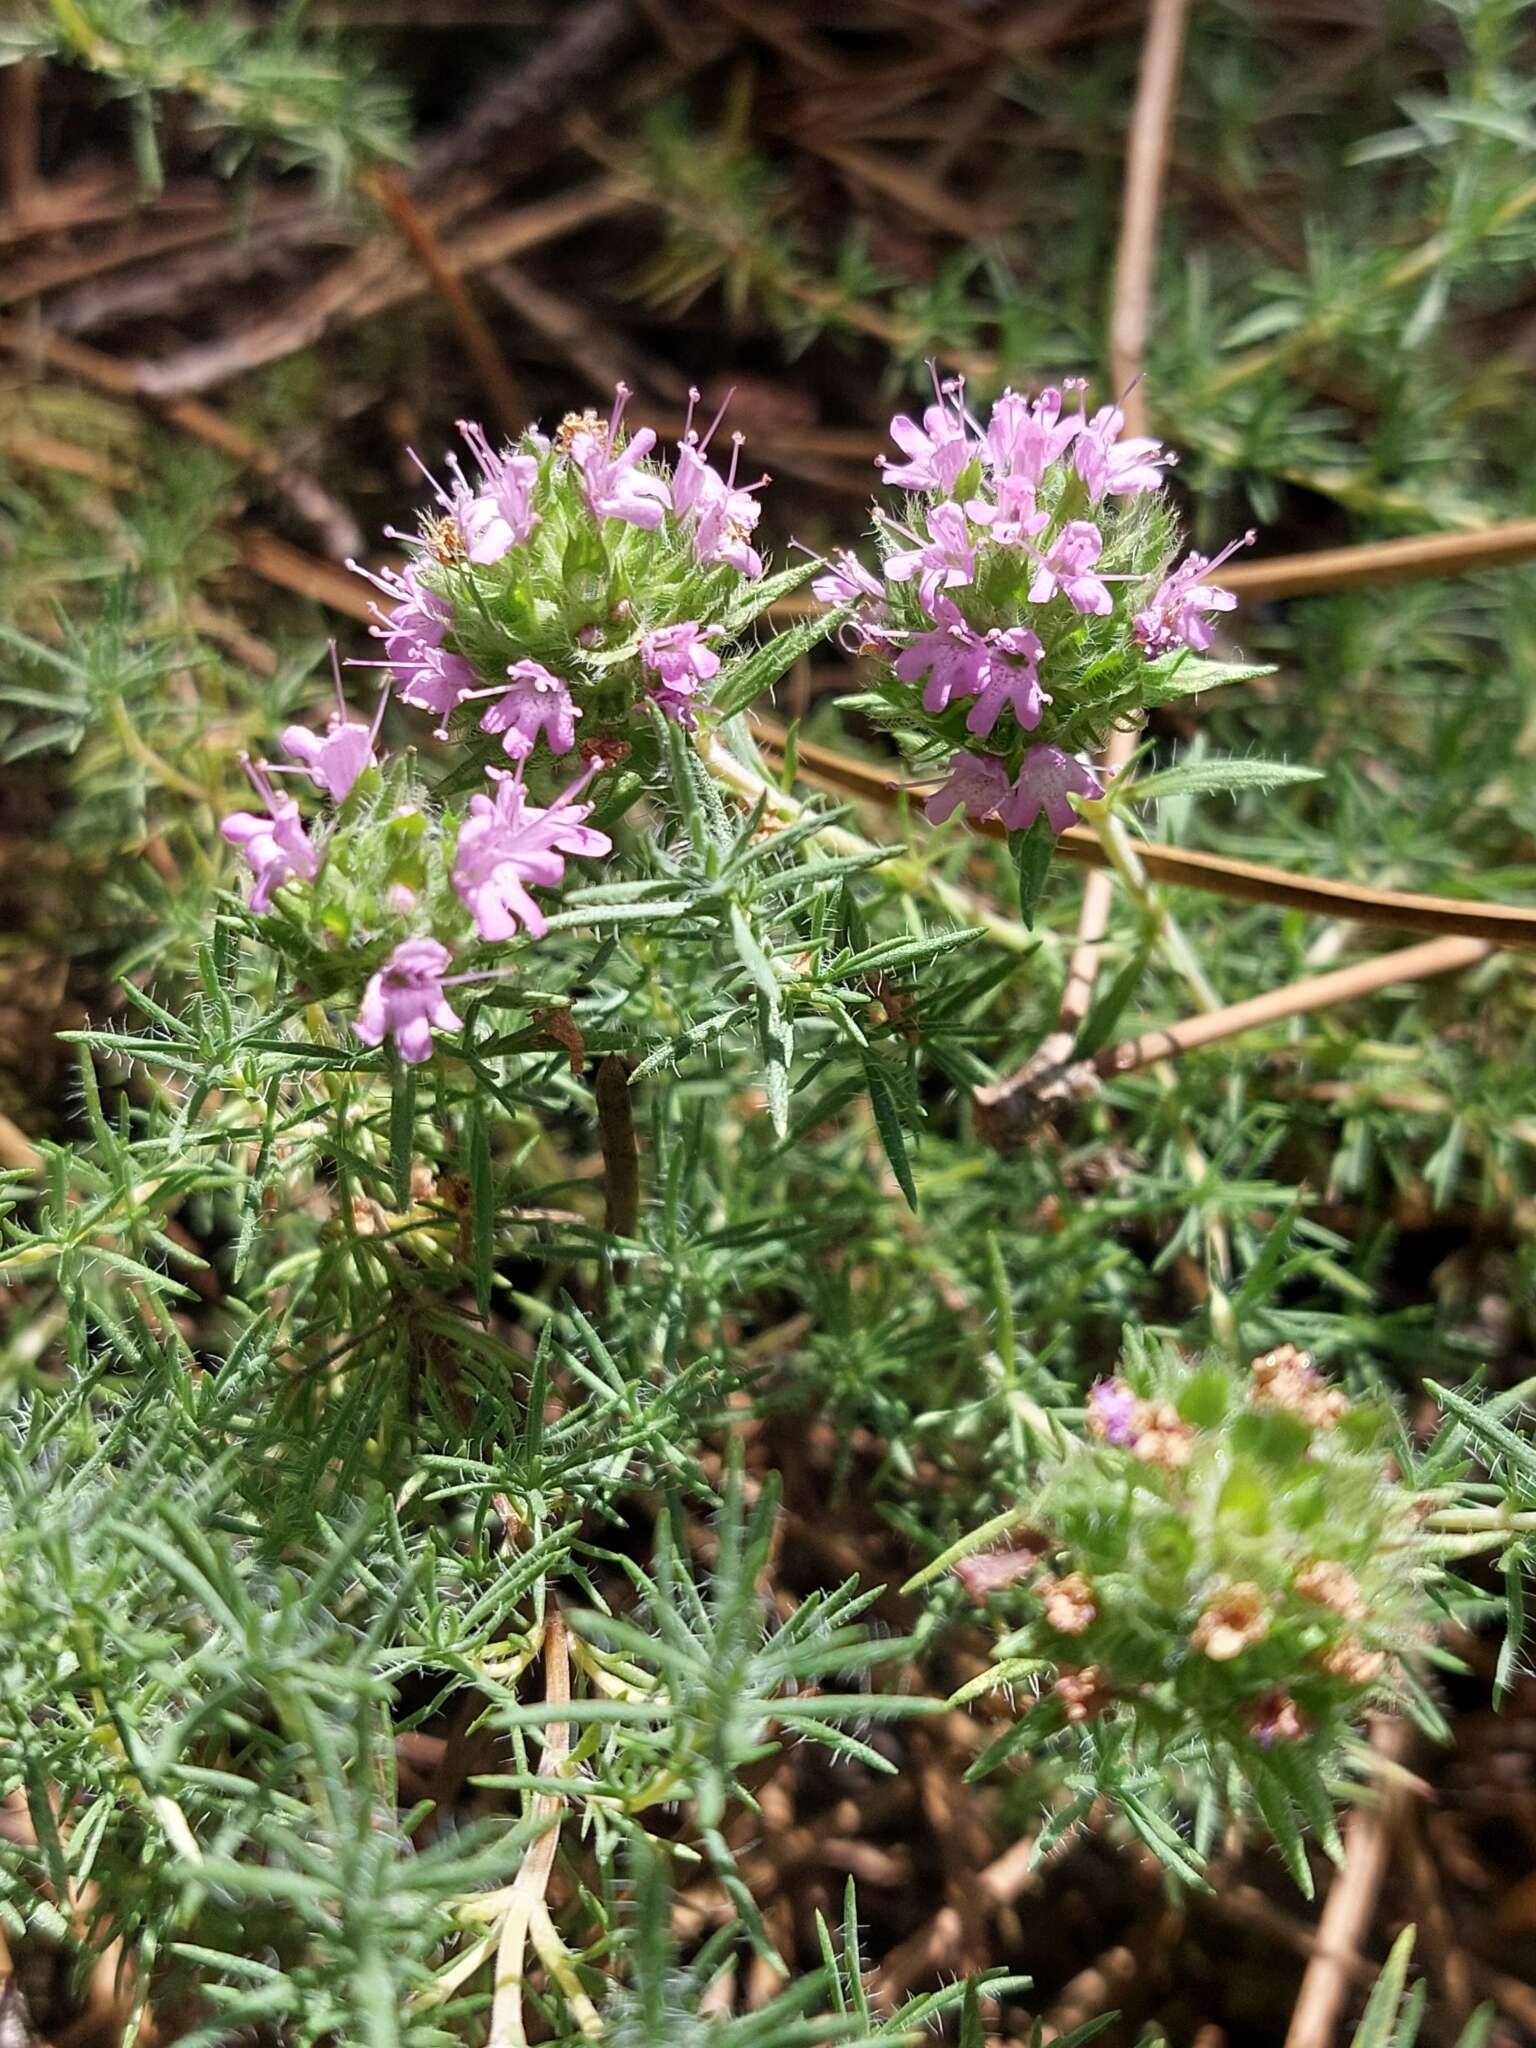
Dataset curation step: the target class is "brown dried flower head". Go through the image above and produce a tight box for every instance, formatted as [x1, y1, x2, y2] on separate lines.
[1245, 1690, 1308, 1745]
[1038, 1570, 1098, 1635]
[1192, 1582, 1269, 1662]
[1317, 1637, 1388, 1686]
[1293, 1559, 1366, 1620]
[554, 408, 604, 455]
[1250, 1344, 1349, 1430]
[1132, 1400, 1195, 1471]
[1052, 1664, 1112, 1723]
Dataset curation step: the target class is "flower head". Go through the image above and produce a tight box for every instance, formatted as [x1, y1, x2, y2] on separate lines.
[453, 765, 612, 943]
[967, 472, 1048, 548]
[1192, 1583, 1269, 1663]
[640, 621, 721, 728]
[965, 625, 1047, 738]
[1038, 1571, 1097, 1635]
[674, 405, 768, 579]
[878, 374, 982, 494]
[1250, 1344, 1349, 1431]
[1087, 1377, 1139, 1448]
[892, 598, 988, 714]
[354, 937, 464, 1065]
[1246, 1692, 1307, 1747]
[811, 549, 885, 612]
[450, 420, 540, 564]
[984, 384, 1082, 487]
[281, 717, 376, 805]
[996, 745, 1104, 836]
[477, 660, 579, 761]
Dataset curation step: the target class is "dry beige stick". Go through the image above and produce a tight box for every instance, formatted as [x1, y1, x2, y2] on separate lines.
[1060, 0, 1191, 1039]
[1282, 1720, 1414, 2048]
[488, 1612, 571, 2048]
[1225, 517, 1536, 599]
[1094, 935, 1493, 1079]
[752, 723, 1536, 945]
[364, 167, 528, 434]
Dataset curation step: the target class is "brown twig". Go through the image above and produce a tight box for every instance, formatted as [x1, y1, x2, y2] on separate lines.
[1061, 0, 1192, 1043]
[1223, 517, 1536, 599]
[595, 1055, 640, 1245]
[1283, 1720, 1415, 2048]
[1094, 935, 1494, 1079]
[131, 183, 630, 401]
[0, 317, 363, 557]
[364, 167, 527, 432]
[752, 724, 1536, 945]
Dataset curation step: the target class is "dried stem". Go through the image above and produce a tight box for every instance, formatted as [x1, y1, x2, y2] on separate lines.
[754, 725, 1536, 946]
[596, 1053, 640, 1244]
[1096, 935, 1493, 1078]
[1283, 1720, 1415, 2048]
[488, 1611, 571, 2048]
[364, 167, 528, 433]
[1061, 0, 1191, 1040]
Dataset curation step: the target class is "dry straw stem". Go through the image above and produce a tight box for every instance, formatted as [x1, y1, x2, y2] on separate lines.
[1283, 1720, 1415, 2048]
[1093, 935, 1494, 1080]
[363, 166, 528, 434]
[488, 1611, 572, 2048]
[1062, 0, 1191, 1036]
[756, 725, 1536, 946]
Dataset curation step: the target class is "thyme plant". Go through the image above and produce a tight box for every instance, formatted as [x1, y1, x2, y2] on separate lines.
[4, 2, 1536, 2039]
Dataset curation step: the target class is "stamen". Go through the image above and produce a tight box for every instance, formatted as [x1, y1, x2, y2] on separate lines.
[698, 386, 736, 454]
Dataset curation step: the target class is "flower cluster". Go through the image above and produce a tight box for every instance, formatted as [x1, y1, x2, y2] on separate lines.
[952, 1338, 1430, 1789]
[223, 387, 781, 1062]
[826, 373, 1254, 841]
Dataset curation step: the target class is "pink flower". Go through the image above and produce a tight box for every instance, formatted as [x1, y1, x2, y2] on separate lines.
[571, 384, 671, 530]
[997, 746, 1105, 835]
[811, 550, 885, 611]
[477, 660, 579, 760]
[1134, 531, 1255, 657]
[280, 651, 387, 804]
[966, 473, 1048, 548]
[451, 420, 540, 564]
[1028, 520, 1114, 615]
[878, 374, 981, 493]
[925, 750, 1013, 826]
[347, 560, 452, 686]
[672, 391, 770, 579]
[893, 598, 988, 714]
[883, 501, 976, 611]
[693, 481, 763, 579]
[984, 384, 1082, 486]
[965, 625, 1047, 738]
[1073, 403, 1173, 501]
[1087, 1378, 1139, 1447]
[641, 621, 721, 728]
[393, 644, 480, 728]
[221, 759, 321, 912]
[453, 766, 613, 943]
[281, 718, 376, 804]
[355, 937, 464, 1065]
